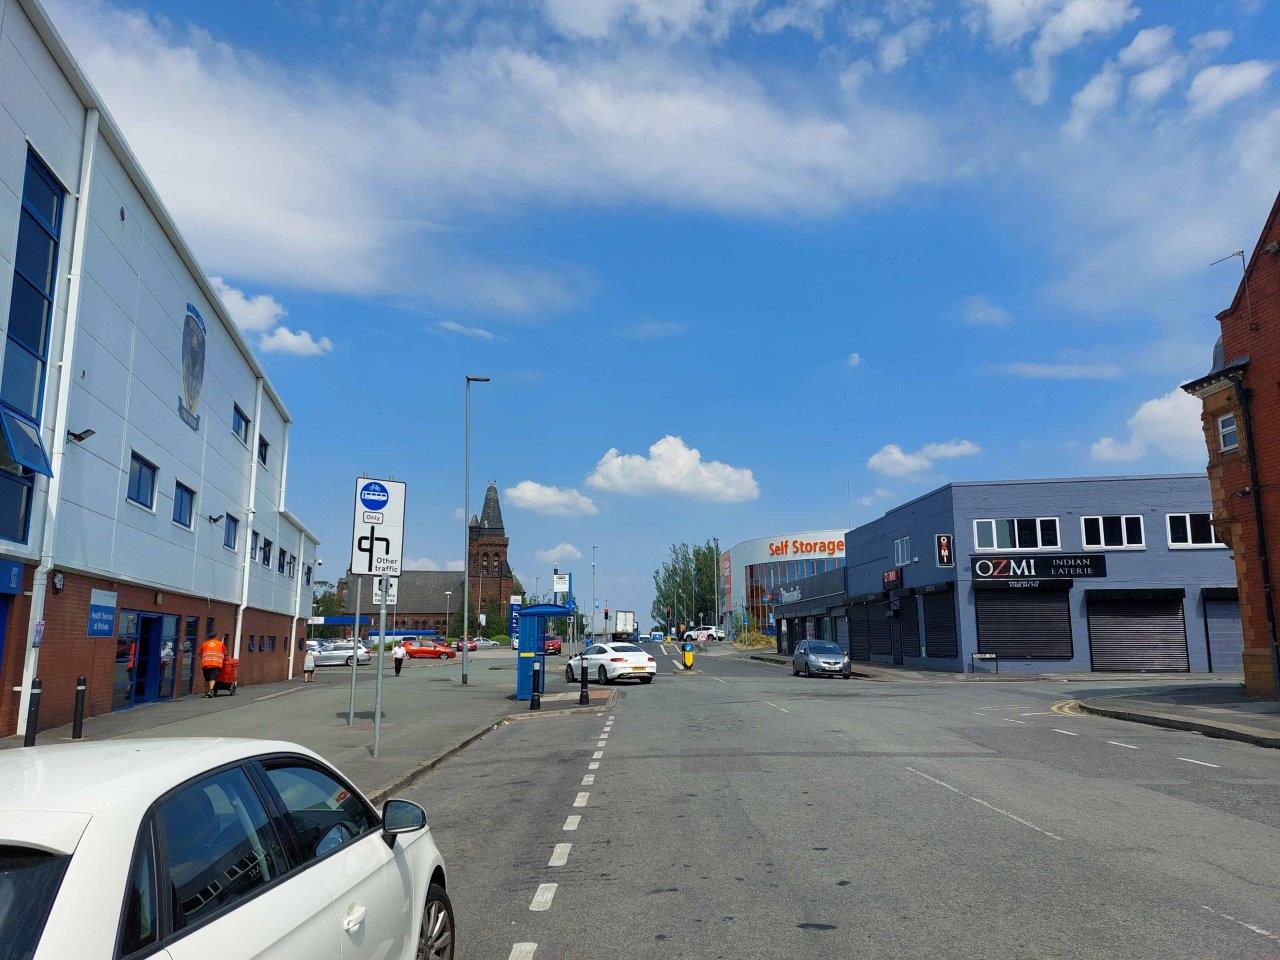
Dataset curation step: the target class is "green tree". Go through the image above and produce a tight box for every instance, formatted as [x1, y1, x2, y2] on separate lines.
[309, 581, 343, 639]
[651, 540, 719, 634]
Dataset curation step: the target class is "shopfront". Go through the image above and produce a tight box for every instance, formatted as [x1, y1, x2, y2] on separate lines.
[721, 530, 846, 638]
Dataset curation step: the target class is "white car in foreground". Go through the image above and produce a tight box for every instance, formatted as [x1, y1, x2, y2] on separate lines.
[565, 642, 657, 684]
[0, 739, 453, 960]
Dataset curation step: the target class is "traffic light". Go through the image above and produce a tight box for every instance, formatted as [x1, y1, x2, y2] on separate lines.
[604, 607, 610, 620]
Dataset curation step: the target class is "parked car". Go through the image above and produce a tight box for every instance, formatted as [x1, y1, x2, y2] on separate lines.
[303, 638, 323, 653]
[682, 625, 725, 642]
[0, 739, 453, 960]
[453, 638, 479, 652]
[404, 638, 456, 659]
[474, 638, 499, 649]
[565, 642, 656, 684]
[543, 636, 562, 655]
[792, 640, 852, 679]
[313, 641, 371, 666]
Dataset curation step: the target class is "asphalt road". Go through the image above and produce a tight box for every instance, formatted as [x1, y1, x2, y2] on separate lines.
[409, 644, 1280, 959]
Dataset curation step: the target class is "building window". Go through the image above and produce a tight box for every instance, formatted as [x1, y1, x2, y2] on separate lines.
[232, 405, 251, 445]
[304, 564, 312, 586]
[1082, 515, 1145, 550]
[973, 517, 1059, 551]
[172, 481, 195, 529]
[257, 435, 269, 466]
[1167, 513, 1225, 549]
[287, 554, 297, 579]
[1218, 413, 1239, 453]
[261, 537, 273, 567]
[893, 537, 911, 567]
[277, 546, 286, 574]
[224, 514, 239, 550]
[248, 635, 256, 653]
[251, 530, 259, 558]
[267, 636, 276, 652]
[127, 453, 157, 509]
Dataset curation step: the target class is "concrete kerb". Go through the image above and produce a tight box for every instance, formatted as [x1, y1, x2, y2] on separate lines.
[1077, 699, 1280, 750]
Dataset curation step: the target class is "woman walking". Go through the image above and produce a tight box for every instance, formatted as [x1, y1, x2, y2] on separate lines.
[393, 640, 406, 677]
[302, 647, 316, 683]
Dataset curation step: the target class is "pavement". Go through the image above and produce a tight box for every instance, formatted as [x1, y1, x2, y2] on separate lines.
[1076, 683, 1280, 748]
[1, 650, 612, 801]
[416, 642, 1280, 959]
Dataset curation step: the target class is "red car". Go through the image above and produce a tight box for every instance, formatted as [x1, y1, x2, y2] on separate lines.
[453, 638, 479, 652]
[543, 636, 562, 655]
[404, 639, 456, 659]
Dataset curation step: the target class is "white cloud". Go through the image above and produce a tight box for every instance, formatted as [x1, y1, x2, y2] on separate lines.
[1063, 61, 1120, 138]
[258, 326, 334, 356]
[453, 507, 466, 520]
[437, 319, 497, 340]
[587, 435, 759, 501]
[960, 294, 1013, 325]
[446, 560, 465, 572]
[1188, 61, 1275, 115]
[405, 557, 444, 570]
[1015, 0, 1139, 105]
[535, 542, 583, 564]
[1118, 26, 1175, 69]
[857, 487, 894, 507]
[963, 0, 1062, 46]
[619, 321, 684, 339]
[867, 439, 981, 478]
[1129, 59, 1185, 104]
[1090, 388, 1204, 463]
[847, 352, 862, 368]
[999, 361, 1121, 379]
[1189, 30, 1232, 57]
[878, 18, 937, 72]
[210, 277, 286, 333]
[505, 481, 599, 516]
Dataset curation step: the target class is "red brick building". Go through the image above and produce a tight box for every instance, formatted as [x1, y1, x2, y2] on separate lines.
[1183, 191, 1280, 698]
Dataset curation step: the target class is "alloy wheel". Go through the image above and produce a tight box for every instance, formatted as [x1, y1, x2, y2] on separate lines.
[418, 899, 454, 960]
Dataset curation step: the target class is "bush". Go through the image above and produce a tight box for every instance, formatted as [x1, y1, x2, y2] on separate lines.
[733, 629, 775, 650]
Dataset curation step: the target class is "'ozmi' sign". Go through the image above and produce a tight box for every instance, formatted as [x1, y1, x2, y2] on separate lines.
[971, 554, 1106, 581]
[768, 537, 845, 557]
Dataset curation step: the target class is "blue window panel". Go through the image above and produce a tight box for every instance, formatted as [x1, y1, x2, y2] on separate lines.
[173, 482, 195, 528]
[127, 453, 156, 508]
[0, 471, 33, 542]
[232, 405, 250, 444]
[224, 514, 239, 550]
[0, 409, 51, 476]
[257, 435, 269, 466]
[21, 163, 61, 230]
[14, 211, 58, 296]
[7, 276, 51, 357]
[0, 343, 44, 421]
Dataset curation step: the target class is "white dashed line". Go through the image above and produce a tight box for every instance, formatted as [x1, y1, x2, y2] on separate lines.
[1179, 757, 1221, 768]
[592, 751, 604, 759]
[563, 815, 580, 831]
[764, 701, 790, 714]
[574, 792, 589, 807]
[712, 676, 727, 683]
[1201, 906, 1280, 944]
[1052, 729, 1078, 736]
[1020, 712, 1053, 716]
[509, 944, 538, 960]
[588, 761, 600, 770]
[596, 740, 607, 748]
[548, 843, 572, 867]
[670, 659, 681, 668]
[599, 732, 609, 738]
[582, 774, 595, 785]
[608, 714, 614, 719]
[530, 883, 557, 911]
[905, 766, 1062, 841]
[1004, 718, 1028, 724]
[1107, 740, 1139, 749]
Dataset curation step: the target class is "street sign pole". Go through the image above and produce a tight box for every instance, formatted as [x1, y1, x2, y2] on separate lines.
[373, 572, 389, 757]
[347, 575, 362, 726]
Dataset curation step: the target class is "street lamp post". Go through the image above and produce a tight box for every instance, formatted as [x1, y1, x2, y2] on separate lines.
[582, 546, 597, 706]
[714, 536, 721, 639]
[444, 590, 452, 643]
[461, 374, 490, 686]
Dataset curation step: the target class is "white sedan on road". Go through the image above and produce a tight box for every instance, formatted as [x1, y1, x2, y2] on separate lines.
[565, 642, 657, 684]
[0, 738, 454, 960]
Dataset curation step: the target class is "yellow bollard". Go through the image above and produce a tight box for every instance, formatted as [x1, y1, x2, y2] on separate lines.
[681, 642, 695, 670]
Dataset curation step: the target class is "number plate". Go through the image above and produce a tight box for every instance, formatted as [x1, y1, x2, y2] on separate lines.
[630, 665, 648, 672]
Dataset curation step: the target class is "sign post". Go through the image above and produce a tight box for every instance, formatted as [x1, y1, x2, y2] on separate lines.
[347, 576, 362, 726]
[374, 572, 389, 757]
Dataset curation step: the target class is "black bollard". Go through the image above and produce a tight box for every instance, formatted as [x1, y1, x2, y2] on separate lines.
[578, 643, 590, 706]
[72, 676, 87, 740]
[23, 678, 42, 747]
[530, 659, 542, 711]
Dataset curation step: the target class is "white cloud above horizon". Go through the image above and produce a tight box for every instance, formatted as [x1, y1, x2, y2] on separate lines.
[505, 481, 600, 516]
[1091, 388, 1205, 463]
[867, 439, 981, 478]
[847, 352, 862, 368]
[1000, 361, 1121, 380]
[587, 436, 759, 502]
[259, 326, 334, 356]
[960, 295, 1013, 326]
[535, 542, 583, 565]
[210, 277, 332, 356]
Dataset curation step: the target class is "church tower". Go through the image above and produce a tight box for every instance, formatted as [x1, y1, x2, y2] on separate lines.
[468, 482, 511, 614]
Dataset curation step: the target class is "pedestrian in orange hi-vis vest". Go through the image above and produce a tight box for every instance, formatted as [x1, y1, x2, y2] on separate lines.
[199, 634, 226, 698]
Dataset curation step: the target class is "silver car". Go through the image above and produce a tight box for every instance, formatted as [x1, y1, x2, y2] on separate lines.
[792, 640, 852, 679]
[314, 641, 372, 666]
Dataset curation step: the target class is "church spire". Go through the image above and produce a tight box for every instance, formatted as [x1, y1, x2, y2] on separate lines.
[479, 481, 504, 532]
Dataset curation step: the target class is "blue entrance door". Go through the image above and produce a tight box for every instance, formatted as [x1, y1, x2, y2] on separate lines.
[114, 612, 179, 707]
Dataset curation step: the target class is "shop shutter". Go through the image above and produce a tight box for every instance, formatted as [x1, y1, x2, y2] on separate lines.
[976, 590, 1072, 659]
[835, 613, 851, 655]
[923, 592, 958, 658]
[848, 605, 870, 661]
[868, 602, 891, 656]
[900, 596, 921, 658]
[1205, 599, 1243, 674]
[1088, 595, 1188, 672]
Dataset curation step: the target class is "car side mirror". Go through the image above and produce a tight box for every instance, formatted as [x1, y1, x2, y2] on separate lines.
[382, 798, 428, 842]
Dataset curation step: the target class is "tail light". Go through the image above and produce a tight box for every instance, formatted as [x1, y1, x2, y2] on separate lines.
[647, 657, 655, 662]
[609, 657, 626, 663]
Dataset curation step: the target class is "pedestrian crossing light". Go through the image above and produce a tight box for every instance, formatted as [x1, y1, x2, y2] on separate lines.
[604, 607, 609, 620]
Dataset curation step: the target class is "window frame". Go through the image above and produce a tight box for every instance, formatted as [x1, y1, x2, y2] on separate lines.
[223, 514, 239, 551]
[287, 554, 296, 579]
[126, 452, 158, 511]
[257, 435, 269, 467]
[1166, 512, 1226, 549]
[972, 517, 1061, 552]
[261, 537, 273, 567]
[1080, 514, 1146, 551]
[172, 481, 195, 530]
[1217, 413, 1239, 453]
[277, 546, 286, 575]
[893, 536, 910, 568]
[231, 405, 251, 446]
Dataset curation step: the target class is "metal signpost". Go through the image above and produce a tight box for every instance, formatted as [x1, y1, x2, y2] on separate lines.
[373, 576, 399, 606]
[350, 477, 405, 757]
[347, 576, 362, 726]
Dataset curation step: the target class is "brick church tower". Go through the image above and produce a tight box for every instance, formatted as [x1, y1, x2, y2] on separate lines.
[469, 482, 512, 614]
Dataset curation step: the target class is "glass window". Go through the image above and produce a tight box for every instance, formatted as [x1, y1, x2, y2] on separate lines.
[1084, 515, 1145, 549]
[14, 210, 57, 296]
[975, 520, 996, 550]
[975, 517, 1058, 550]
[1168, 513, 1223, 547]
[1083, 516, 1101, 547]
[304, 564, 312, 587]
[6, 276, 52, 359]
[248, 636, 256, 653]
[127, 453, 157, 508]
[257, 436, 269, 466]
[0, 408, 51, 475]
[287, 555, 296, 579]
[251, 531, 259, 557]
[1038, 518, 1059, 548]
[118, 827, 159, 957]
[1124, 516, 1144, 545]
[995, 519, 1015, 549]
[1218, 414, 1239, 452]
[158, 766, 287, 930]
[261, 762, 378, 862]
[0, 845, 70, 959]
[21, 162, 61, 227]
[1016, 518, 1038, 547]
[1168, 514, 1189, 544]
[261, 538, 273, 567]
[268, 636, 276, 652]
[1, 342, 44, 420]
[224, 514, 239, 550]
[232, 405, 251, 445]
[277, 547, 286, 574]
[1102, 515, 1123, 546]
[1190, 513, 1214, 544]
[173, 481, 195, 528]
[894, 537, 910, 567]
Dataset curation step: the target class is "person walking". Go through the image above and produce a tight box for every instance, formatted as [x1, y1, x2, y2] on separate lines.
[302, 647, 316, 683]
[393, 640, 406, 677]
[199, 633, 226, 698]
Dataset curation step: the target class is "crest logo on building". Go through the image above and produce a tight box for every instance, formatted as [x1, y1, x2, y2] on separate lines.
[178, 303, 206, 431]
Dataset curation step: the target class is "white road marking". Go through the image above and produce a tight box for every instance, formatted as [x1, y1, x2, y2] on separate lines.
[599, 732, 609, 738]
[530, 883, 557, 911]
[596, 740, 607, 748]
[1107, 740, 1139, 749]
[255, 687, 307, 702]
[588, 761, 600, 770]
[1052, 729, 1079, 736]
[670, 659, 681, 668]
[608, 714, 614, 719]
[582, 774, 595, 785]
[509, 944, 538, 960]
[1179, 757, 1221, 768]
[904, 766, 1062, 841]
[548, 843, 572, 867]
[563, 815, 580, 831]
[661, 645, 671, 655]
[1201, 906, 1280, 945]
[592, 751, 604, 759]
[574, 792, 589, 807]
[764, 701, 790, 714]
[1003, 719, 1028, 724]
[1020, 712, 1053, 716]
[712, 676, 727, 683]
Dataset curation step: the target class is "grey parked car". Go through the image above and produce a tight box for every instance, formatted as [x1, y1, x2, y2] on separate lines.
[313, 641, 372, 666]
[792, 640, 852, 679]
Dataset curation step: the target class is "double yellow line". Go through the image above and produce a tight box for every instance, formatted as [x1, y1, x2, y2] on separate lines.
[1051, 699, 1083, 716]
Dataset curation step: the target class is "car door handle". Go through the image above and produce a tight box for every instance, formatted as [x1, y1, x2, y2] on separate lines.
[343, 904, 368, 932]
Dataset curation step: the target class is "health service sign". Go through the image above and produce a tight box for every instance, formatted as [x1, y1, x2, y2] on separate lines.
[88, 589, 118, 637]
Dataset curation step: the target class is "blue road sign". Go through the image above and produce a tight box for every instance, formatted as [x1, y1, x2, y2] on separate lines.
[360, 481, 390, 511]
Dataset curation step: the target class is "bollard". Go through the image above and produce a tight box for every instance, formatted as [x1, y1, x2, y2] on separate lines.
[72, 676, 87, 740]
[578, 645, 590, 706]
[530, 659, 542, 711]
[22, 678, 42, 747]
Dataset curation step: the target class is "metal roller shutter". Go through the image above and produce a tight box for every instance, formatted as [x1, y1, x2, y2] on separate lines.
[868, 602, 891, 656]
[923, 592, 958, 658]
[976, 590, 1073, 659]
[900, 597, 921, 658]
[1205, 599, 1243, 673]
[1088, 596, 1188, 672]
[849, 605, 870, 661]
[835, 613, 851, 655]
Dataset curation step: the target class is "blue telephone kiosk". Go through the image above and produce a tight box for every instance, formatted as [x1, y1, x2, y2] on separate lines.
[515, 604, 573, 701]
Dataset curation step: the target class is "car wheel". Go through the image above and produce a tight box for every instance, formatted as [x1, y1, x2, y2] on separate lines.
[565, 664, 576, 682]
[640, 676, 653, 684]
[597, 665, 609, 684]
[346, 656, 355, 666]
[843, 671, 851, 680]
[417, 882, 455, 960]
[804, 663, 811, 678]
[792, 665, 800, 676]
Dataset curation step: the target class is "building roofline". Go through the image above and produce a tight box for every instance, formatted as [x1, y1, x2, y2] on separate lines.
[1216, 189, 1280, 322]
[723, 529, 848, 554]
[18, 0, 293, 424]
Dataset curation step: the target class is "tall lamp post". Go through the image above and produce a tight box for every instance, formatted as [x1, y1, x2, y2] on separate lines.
[444, 590, 452, 643]
[461, 374, 490, 686]
[714, 536, 721, 639]
[582, 545, 597, 705]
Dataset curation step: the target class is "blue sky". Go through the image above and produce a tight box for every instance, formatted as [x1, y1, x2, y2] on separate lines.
[47, 0, 1279, 624]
